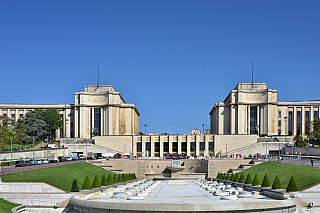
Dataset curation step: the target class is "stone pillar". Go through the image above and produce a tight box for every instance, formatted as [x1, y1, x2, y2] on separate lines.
[301, 107, 305, 136]
[196, 135, 200, 157]
[257, 106, 260, 136]
[160, 136, 164, 158]
[247, 106, 250, 134]
[187, 136, 191, 157]
[142, 136, 146, 157]
[293, 107, 297, 136]
[178, 135, 182, 154]
[151, 136, 155, 157]
[169, 136, 173, 154]
[205, 135, 209, 158]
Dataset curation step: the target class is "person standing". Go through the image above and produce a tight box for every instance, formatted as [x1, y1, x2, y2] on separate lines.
[311, 159, 314, 167]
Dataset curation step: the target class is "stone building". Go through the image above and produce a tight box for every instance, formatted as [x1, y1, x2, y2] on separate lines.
[209, 83, 320, 137]
[0, 85, 140, 140]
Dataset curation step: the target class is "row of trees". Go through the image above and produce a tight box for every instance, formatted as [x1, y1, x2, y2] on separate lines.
[0, 109, 62, 150]
[71, 173, 137, 192]
[217, 172, 299, 192]
[306, 119, 320, 143]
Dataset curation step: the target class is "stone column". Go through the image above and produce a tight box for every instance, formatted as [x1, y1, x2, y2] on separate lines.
[151, 136, 155, 157]
[205, 135, 209, 158]
[293, 107, 297, 136]
[302, 107, 305, 136]
[142, 136, 146, 157]
[169, 136, 173, 154]
[247, 106, 250, 134]
[186, 136, 191, 157]
[196, 135, 200, 157]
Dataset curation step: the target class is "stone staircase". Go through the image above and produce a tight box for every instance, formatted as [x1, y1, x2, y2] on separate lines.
[228, 159, 266, 174]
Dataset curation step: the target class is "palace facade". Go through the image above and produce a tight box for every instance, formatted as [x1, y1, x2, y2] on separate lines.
[209, 83, 320, 137]
[0, 85, 140, 139]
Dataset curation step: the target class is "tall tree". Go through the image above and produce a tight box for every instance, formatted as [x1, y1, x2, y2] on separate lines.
[306, 119, 320, 143]
[20, 111, 47, 139]
[42, 109, 62, 141]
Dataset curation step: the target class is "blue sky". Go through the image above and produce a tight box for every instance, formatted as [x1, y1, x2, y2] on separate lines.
[1, 1, 319, 134]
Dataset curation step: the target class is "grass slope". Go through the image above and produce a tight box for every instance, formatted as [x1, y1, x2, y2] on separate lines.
[1, 162, 115, 192]
[238, 161, 320, 190]
[0, 198, 19, 213]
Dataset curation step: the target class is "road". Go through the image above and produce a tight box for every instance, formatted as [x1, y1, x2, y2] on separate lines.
[0, 160, 86, 175]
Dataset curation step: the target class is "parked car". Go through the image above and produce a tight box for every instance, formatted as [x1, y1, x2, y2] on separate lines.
[25, 161, 32, 166]
[172, 153, 180, 159]
[114, 153, 122, 158]
[66, 156, 73, 161]
[29, 159, 41, 165]
[28, 160, 35, 165]
[58, 157, 66, 162]
[42, 159, 49, 164]
[15, 160, 26, 167]
[78, 154, 85, 160]
[165, 153, 172, 159]
[179, 153, 187, 159]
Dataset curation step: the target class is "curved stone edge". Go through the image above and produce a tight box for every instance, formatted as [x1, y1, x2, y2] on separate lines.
[69, 196, 299, 212]
[11, 204, 26, 213]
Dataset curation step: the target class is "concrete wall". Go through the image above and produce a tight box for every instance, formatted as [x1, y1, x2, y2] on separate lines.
[0, 182, 73, 207]
[207, 158, 252, 178]
[284, 147, 320, 156]
[0, 149, 67, 161]
[214, 134, 257, 156]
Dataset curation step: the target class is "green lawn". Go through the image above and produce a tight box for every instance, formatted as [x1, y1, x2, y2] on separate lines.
[0, 198, 20, 213]
[1, 162, 115, 191]
[238, 161, 320, 190]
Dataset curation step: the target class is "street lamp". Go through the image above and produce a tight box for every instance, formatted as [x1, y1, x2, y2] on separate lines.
[202, 124, 204, 135]
[226, 143, 228, 158]
[10, 138, 13, 167]
[124, 144, 126, 153]
[33, 139, 35, 160]
[145, 124, 147, 135]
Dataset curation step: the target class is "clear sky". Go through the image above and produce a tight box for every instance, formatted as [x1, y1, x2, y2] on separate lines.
[1, 1, 319, 134]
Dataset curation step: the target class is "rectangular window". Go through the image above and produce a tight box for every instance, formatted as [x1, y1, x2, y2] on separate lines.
[297, 110, 302, 135]
[172, 142, 178, 153]
[190, 142, 196, 153]
[146, 142, 151, 153]
[278, 121, 281, 127]
[181, 142, 187, 152]
[199, 142, 205, 152]
[93, 108, 101, 136]
[288, 111, 293, 135]
[154, 142, 160, 153]
[137, 142, 142, 153]
[3, 114, 7, 117]
[11, 114, 15, 128]
[19, 114, 23, 118]
[315, 111, 319, 120]
[209, 142, 214, 152]
[163, 142, 169, 153]
[278, 111, 281, 118]
[250, 106, 258, 134]
[278, 130, 281, 135]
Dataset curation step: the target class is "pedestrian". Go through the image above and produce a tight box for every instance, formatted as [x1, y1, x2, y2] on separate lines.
[311, 159, 314, 166]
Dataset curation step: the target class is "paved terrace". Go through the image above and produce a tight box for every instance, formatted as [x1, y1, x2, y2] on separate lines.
[70, 181, 297, 212]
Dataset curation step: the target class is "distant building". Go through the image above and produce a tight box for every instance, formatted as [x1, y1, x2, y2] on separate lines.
[0, 85, 140, 139]
[209, 83, 320, 137]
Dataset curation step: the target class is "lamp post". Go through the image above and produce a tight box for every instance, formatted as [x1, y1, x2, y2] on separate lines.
[10, 138, 13, 167]
[202, 124, 204, 135]
[33, 139, 35, 160]
[65, 119, 68, 144]
[124, 144, 126, 153]
[307, 140, 309, 160]
[226, 143, 228, 158]
[145, 124, 147, 135]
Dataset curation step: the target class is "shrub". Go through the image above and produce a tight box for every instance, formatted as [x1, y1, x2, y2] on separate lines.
[101, 175, 107, 186]
[216, 172, 220, 179]
[122, 173, 126, 182]
[82, 176, 92, 190]
[222, 173, 226, 180]
[245, 174, 253, 184]
[272, 175, 283, 189]
[71, 179, 79, 192]
[133, 173, 137, 179]
[261, 174, 271, 187]
[230, 173, 235, 182]
[107, 174, 114, 185]
[239, 173, 245, 183]
[234, 173, 240, 182]
[252, 174, 261, 186]
[118, 174, 123, 182]
[286, 176, 299, 192]
[226, 173, 231, 180]
[92, 175, 101, 188]
[113, 174, 119, 183]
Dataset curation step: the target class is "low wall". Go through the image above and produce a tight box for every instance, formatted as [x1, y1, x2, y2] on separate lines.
[0, 182, 73, 207]
[284, 147, 320, 156]
[0, 149, 67, 161]
[294, 183, 320, 206]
